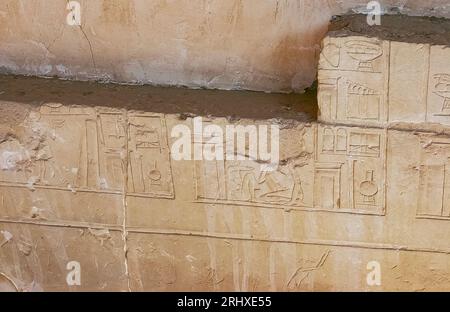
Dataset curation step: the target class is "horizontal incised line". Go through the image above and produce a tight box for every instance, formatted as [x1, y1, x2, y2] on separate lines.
[194, 200, 385, 216]
[1, 218, 450, 256]
[0, 218, 123, 231]
[125, 227, 450, 255]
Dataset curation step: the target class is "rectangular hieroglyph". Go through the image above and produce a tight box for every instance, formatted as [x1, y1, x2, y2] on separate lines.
[319, 36, 450, 126]
[194, 122, 386, 215]
[416, 134, 450, 219]
[318, 36, 390, 127]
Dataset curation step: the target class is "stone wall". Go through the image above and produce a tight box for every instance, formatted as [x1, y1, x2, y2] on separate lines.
[1, 0, 450, 93]
[1, 94, 450, 291]
[1, 13, 450, 292]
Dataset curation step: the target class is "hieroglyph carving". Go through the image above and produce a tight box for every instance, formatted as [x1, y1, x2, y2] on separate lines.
[417, 135, 450, 219]
[0, 105, 174, 199]
[195, 124, 386, 215]
[319, 37, 389, 126]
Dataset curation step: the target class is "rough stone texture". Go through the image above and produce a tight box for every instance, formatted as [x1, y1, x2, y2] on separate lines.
[1, 72, 450, 291]
[1, 1, 450, 93]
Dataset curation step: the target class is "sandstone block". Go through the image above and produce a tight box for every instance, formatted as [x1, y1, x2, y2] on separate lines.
[319, 15, 450, 127]
[1, 73, 450, 291]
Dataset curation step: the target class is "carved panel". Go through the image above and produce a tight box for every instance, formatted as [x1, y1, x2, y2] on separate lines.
[417, 136, 450, 219]
[195, 124, 386, 215]
[319, 36, 389, 126]
[427, 46, 450, 125]
[127, 113, 174, 199]
[0, 105, 126, 193]
[0, 107, 175, 200]
[315, 125, 386, 215]
[194, 124, 315, 210]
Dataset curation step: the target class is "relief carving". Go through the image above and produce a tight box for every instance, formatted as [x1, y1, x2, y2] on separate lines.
[344, 40, 383, 73]
[432, 74, 450, 116]
[127, 113, 175, 199]
[194, 125, 314, 210]
[0, 107, 175, 200]
[195, 125, 386, 215]
[417, 136, 450, 219]
[318, 37, 389, 125]
[315, 125, 386, 214]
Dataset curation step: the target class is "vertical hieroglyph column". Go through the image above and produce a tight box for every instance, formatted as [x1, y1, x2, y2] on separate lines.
[319, 36, 390, 127]
[389, 42, 450, 125]
[318, 34, 391, 215]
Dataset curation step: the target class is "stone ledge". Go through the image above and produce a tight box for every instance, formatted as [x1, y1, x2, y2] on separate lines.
[0, 75, 317, 123]
[329, 14, 450, 46]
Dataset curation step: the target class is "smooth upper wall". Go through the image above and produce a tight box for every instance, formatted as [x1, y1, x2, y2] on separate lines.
[1, 0, 450, 93]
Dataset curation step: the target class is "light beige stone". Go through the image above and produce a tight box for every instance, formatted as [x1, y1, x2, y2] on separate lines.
[1, 73, 450, 291]
[319, 36, 390, 127]
[0, 222, 127, 291]
[319, 14, 450, 127]
[1, 1, 450, 93]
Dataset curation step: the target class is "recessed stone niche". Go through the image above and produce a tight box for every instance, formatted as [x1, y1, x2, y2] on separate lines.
[1, 14, 450, 291]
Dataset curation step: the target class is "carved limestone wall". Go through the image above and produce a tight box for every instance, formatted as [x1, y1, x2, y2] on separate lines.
[0, 96, 450, 290]
[1, 14, 450, 291]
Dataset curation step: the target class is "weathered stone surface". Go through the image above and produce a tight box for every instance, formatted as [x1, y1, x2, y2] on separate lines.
[0, 222, 127, 291]
[318, 14, 450, 127]
[1, 2, 450, 93]
[1, 74, 450, 291]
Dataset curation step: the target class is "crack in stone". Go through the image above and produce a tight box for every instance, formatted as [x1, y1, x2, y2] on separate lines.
[78, 25, 97, 73]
